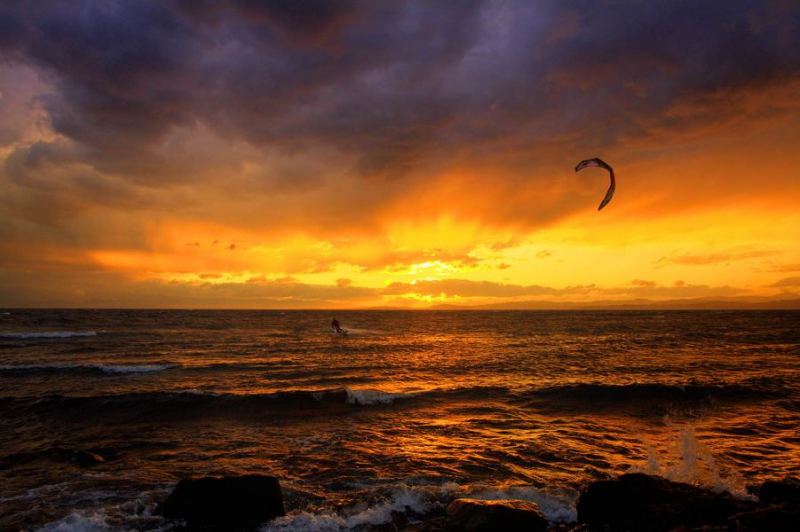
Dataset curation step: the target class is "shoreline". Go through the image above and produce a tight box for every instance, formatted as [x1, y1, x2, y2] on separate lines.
[146, 472, 799, 531]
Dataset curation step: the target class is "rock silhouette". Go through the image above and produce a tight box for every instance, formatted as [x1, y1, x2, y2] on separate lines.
[576, 473, 756, 531]
[160, 475, 284, 530]
[445, 498, 547, 531]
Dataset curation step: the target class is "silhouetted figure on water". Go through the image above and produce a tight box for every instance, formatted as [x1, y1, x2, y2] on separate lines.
[331, 318, 346, 335]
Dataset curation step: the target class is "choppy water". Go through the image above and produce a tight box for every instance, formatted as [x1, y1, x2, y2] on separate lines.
[1, 310, 798, 530]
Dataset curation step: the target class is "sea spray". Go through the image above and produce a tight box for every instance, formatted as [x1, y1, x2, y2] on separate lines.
[632, 424, 750, 497]
[263, 486, 434, 532]
[34, 486, 170, 532]
[466, 485, 577, 523]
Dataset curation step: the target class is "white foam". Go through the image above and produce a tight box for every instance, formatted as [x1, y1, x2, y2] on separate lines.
[262, 512, 343, 532]
[36, 511, 112, 532]
[0, 481, 75, 504]
[340, 328, 383, 336]
[263, 487, 429, 532]
[1, 331, 97, 339]
[264, 481, 575, 531]
[179, 388, 216, 395]
[98, 364, 172, 374]
[467, 485, 577, 523]
[0, 363, 172, 374]
[33, 486, 171, 532]
[344, 387, 412, 405]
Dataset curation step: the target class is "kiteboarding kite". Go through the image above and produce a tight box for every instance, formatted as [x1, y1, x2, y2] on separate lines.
[575, 157, 615, 211]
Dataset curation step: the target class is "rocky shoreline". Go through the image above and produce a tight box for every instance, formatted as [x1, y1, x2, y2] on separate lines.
[158, 473, 800, 531]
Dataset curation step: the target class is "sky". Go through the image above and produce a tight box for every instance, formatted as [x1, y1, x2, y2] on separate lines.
[1, 0, 800, 309]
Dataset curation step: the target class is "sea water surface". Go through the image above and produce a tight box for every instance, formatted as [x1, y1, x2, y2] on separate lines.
[1, 310, 799, 530]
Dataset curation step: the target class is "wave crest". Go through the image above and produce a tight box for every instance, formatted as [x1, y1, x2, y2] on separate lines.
[265, 487, 429, 531]
[344, 387, 414, 405]
[0, 363, 173, 375]
[0, 331, 97, 339]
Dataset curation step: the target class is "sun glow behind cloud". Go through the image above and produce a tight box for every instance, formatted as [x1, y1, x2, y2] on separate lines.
[69, 200, 800, 308]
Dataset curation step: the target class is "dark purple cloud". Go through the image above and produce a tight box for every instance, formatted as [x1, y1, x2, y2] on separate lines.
[2, 0, 797, 178]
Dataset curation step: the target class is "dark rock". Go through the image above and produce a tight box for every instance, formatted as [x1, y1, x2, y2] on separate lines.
[445, 498, 548, 531]
[160, 475, 285, 530]
[757, 477, 800, 505]
[576, 473, 756, 531]
[547, 523, 590, 532]
[73, 451, 105, 467]
[728, 503, 800, 531]
[404, 516, 447, 531]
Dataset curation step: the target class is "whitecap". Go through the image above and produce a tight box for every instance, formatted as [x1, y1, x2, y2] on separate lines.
[0, 363, 173, 374]
[344, 387, 414, 405]
[263, 481, 575, 531]
[466, 485, 577, 523]
[1, 331, 97, 339]
[263, 487, 429, 531]
[36, 511, 113, 532]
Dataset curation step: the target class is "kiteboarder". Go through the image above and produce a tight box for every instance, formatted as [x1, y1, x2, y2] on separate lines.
[331, 317, 346, 335]
[575, 157, 615, 210]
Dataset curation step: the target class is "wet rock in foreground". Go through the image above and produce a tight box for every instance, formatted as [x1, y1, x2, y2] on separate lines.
[729, 502, 800, 531]
[576, 473, 756, 531]
[757, 477, 800, 505]
[445, 498, 548, 531]
[730, 477, 800, 531]
[160, 474, 285, 530]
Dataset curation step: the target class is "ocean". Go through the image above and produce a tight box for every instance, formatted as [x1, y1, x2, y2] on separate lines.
[1, 309, 798, 530]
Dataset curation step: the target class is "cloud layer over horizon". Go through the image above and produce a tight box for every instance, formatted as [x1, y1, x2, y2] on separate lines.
[2, 0, 800, 307]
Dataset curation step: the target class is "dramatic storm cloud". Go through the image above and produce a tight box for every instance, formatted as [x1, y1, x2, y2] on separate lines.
[1, 0, 800, 307]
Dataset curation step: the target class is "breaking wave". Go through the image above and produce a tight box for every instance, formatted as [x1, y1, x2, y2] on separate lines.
[466, 485, 577, 523]
[264, 486, 430, 532]
[0, 331, 98, 339]
[264, 481, 576, 531]
[344, 387, 415, 405]
[1, 379, 785, 420]
[0, 386, 514, 421]
[36, 510, 112, 532]
[33, 486, 169, 532]
[0, 363, 174, 375]
[1, 388, 409, 419]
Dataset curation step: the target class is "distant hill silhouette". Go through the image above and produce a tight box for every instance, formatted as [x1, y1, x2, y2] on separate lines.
[423, 297, 800, 311]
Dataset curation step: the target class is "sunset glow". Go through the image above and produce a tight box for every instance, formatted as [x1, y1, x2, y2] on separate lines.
[1, 2, 799, 308]
[2, 4, 800, 530]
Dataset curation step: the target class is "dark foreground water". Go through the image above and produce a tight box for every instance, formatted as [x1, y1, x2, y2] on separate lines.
[1, 310, 798, 530]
